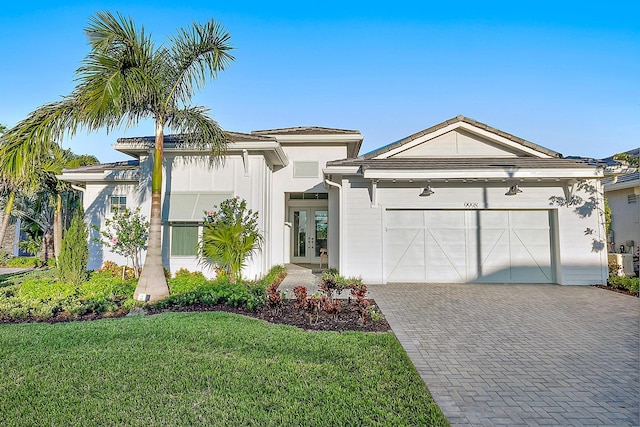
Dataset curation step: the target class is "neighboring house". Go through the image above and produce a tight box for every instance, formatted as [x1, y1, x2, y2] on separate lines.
[59, 115, 613, 285]
[602, 149, 639, 276]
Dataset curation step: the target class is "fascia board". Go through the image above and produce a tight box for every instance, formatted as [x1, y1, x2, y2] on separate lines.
[56, 171, 139, 184]
[363, 168, 603, 180]
[375, 122, 552, 159]
[114, 141, 289, 167]
[604, 179, 640, 192]
[274, 134, 364, 143]
[322, 166, 361, 175]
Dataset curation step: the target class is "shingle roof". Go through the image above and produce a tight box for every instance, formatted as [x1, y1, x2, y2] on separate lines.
[251, 126, 360, 136]
[602, 171, 640, 186]
[116, 131, 275, 145]
[362, 115, 561, 159]
[62, 160, 139, 173]
[327, 157, 594, 170]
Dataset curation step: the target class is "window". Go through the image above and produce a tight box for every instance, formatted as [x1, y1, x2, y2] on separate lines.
[171, 225, 199, 256]
[293, 161, 319, 178]
[628, 194, 637, 204]
[110, 196, 127, 214]
[289, 192, 328, 200]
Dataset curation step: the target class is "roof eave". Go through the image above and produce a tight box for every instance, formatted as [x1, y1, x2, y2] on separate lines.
[362, 168, 603, 180]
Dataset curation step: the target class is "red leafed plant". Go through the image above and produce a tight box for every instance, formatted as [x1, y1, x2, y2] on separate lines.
[350, 283, 371, 324]
[293, 286, 308, 309]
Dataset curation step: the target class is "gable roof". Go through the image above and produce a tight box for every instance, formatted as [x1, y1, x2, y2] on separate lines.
[363, 115, 561, 159]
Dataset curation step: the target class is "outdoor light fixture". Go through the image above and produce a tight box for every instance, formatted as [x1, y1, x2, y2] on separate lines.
[419, 186, 435, 197]
[505, 184, 522, 196]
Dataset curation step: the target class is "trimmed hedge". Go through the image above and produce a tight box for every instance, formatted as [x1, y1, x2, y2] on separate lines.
[608, 276, 639, 294]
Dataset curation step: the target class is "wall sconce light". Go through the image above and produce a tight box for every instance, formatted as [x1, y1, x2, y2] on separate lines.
[419, 186, 434, 197]
[505, 184, 522, 196]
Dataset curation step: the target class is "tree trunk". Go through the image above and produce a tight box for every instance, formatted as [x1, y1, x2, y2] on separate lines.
[53, 193, 63, 265]
[134, 120, 169, 302]
[40, 231, 54, 264]
[0, 192, 16, 249]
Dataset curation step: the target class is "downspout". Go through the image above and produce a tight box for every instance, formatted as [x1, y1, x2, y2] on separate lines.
[324, 176, 343, 273]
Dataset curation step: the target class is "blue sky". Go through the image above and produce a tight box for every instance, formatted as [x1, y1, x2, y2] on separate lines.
[1, 1, 638, 162]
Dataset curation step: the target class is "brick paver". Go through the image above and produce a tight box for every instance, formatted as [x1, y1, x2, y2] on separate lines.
[367, 283, 640, 426]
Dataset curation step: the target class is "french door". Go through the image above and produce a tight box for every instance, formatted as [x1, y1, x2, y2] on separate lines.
[290, 208, 328, 264]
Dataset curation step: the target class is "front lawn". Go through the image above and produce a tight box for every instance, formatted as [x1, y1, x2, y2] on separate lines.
[0, 312, 448, 426]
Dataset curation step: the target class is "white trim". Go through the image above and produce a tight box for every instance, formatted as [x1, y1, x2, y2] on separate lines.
[272, 134, 363, 143]
[114, 141, 290, 167]
[363, 168, 603, 180]
[323, 166, 360, 175]
[324, 177, 342, 273]
[374, 122, 553, 159]
[604, 179, 640, 192]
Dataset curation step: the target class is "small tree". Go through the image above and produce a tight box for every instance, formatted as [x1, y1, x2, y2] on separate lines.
[95, 208, 149, 278]
[58, 209, 89, 286]
[200, 197, 262, 282]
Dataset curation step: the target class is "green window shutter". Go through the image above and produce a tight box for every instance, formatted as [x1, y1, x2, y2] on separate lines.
[171, 225, 199, 256]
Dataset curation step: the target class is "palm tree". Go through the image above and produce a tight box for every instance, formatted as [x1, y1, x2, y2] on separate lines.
[2, 11, 234, 300]
[40, 147, 99, 264]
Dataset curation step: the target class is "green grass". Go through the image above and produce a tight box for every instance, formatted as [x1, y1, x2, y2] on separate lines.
[0, 312, 448, 426]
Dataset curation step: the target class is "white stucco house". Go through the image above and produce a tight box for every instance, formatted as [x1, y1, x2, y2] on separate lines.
[59, 115, 613, 285]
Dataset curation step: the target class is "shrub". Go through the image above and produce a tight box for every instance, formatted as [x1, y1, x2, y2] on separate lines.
[58, 210, 89, 286]
[351, 283, 371, 324]
[0, 249, 10, 266]
[6, 256, 40, 268]
[93, 208, 149, 278]
[97, 261, 138, 280]
[0, 270, 136, 322]
[608, 276, 639, 294]
[168, 269, 209, 295]
[200, 198, 263, 282]
[153, 277, 265, 311]
[293, 286, 308, 309]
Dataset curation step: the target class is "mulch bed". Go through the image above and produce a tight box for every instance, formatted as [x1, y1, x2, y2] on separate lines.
[591, 285, 639, 298]
[2, 300, 392, 332]
[147, 299, 391, 332]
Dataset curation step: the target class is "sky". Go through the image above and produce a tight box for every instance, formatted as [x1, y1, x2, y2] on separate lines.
[0, 1, 638, 163]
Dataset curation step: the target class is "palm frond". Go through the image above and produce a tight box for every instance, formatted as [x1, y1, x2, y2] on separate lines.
[1, 100, 79, 165]
[76, 11, 159, 131]
[165, 18, 234, 106]
[166, 106, 229, 157]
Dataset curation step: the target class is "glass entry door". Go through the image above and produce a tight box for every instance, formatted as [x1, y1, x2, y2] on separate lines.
[290, 208, 328, 264]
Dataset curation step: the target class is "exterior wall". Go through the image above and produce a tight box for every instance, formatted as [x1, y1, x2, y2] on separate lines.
[270, 144, 348, 267]
[606, 186, 640, 254]
[83, 143, 348, 279]
[84, 179, 149, 271]
[158, 153, 270, 280]
[341, 177, 607, 285]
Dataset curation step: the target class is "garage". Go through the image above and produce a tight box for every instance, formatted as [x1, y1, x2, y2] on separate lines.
[384, 209, 555, 283]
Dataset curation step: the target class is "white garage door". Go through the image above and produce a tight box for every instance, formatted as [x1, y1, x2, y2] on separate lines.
[384, 210, 554, 283]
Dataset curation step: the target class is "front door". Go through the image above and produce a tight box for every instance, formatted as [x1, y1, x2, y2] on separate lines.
[290, 208, 328, 264]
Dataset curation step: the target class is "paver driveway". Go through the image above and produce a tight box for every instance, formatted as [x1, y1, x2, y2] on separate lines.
[367, 283, 639, 426]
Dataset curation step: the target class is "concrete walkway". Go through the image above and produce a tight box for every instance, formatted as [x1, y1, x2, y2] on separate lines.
[368, 283, 640, 426]
[279, 264, 323, 294]
[0, 267, 32, 275]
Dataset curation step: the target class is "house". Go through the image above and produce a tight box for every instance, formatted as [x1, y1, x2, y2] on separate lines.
[59, 115, 613, 285]
[602, 149, 639, 276]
